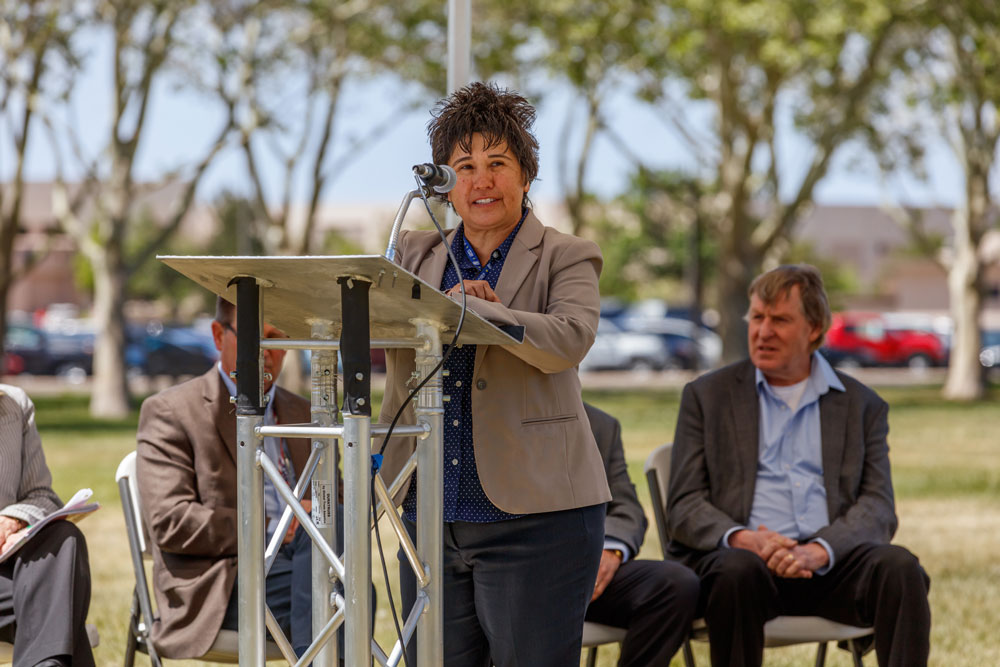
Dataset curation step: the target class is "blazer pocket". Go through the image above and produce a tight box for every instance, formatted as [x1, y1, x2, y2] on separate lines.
[521, 413, 578, 426]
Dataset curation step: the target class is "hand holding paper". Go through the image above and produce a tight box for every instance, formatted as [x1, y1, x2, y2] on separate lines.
[0, 488, 100, 563]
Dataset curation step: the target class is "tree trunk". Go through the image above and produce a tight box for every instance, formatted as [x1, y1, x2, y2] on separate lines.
[0, 217, 16, 360]
[715, 189, 759, 364]
[943, 210, 985, 400]
[89, 243, 131, 418]
[716, 245, 757, 365]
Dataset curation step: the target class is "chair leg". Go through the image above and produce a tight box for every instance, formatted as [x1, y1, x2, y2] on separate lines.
[682, 639, 696, 667]
[585, 646, 598, 667]
[813, 641, 828, 667]
[848, 638, 865, 667]
[124, 589, 139, 667]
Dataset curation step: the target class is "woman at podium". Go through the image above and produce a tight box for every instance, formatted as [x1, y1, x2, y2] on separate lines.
[380, 81, 611, 666]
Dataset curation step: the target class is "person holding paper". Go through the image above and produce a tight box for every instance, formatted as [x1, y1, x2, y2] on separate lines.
[0, 384, 95, 667]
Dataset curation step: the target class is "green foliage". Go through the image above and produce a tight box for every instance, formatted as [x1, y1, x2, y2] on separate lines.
[595, 168, 719, 305]
[492, 0, 657, 91]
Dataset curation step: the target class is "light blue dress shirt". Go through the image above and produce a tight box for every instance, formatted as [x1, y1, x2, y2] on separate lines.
[723, 352, 844, 574]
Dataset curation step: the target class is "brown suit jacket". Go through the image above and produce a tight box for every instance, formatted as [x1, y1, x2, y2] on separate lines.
[135, 368, 310, 658]
[379, 211, 611, 514]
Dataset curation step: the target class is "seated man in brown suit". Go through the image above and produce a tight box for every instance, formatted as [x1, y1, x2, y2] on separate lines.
[136, 297, 314, 658]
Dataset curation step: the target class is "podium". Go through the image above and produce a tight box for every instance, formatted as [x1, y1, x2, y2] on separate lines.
[161, 255, 522, 667]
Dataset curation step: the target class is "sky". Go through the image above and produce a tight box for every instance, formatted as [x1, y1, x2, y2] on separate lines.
[2, 26, 967, 212]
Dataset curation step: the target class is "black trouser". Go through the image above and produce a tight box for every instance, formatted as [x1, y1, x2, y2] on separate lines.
[585, 558, 700, 666]
[0, 521, 95, 667]
[692, 543, 931, 667]
[399, 504, 605, 667]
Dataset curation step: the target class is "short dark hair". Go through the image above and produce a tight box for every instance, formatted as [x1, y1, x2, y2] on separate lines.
[214, 296, 235, 324]
[428, 82, 540, 187]
[748, 264, 832, 351]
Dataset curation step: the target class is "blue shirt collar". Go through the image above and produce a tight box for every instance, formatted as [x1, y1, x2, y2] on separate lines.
[755, 351, 844, 399]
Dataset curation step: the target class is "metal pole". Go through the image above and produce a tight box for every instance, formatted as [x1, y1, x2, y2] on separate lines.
[446, 0, 471, 230]
[342, 413, 372, 667]
[339, 277, 373, 666]
[310, 320, 338, 667]
[414, 319, 444, 666]
[447, 0, 471, 94]
[233, 277, 266, 667]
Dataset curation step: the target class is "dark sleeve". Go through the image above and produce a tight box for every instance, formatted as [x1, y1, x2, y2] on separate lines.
[599, 412, 647, 555]
[666, 382, 742, 551]
[812, 393, 897, 559]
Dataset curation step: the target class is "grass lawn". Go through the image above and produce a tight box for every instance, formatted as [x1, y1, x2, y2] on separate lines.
[29, 382, 1000, 666]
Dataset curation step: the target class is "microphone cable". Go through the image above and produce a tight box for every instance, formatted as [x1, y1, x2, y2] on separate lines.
[378, 174, 467, 458]
[371, 172, 468, 667]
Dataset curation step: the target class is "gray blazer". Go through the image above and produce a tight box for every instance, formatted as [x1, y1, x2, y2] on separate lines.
[665, 360, 898, 567]
[584, 403, 646, 556]
[0, 385, 62, 525]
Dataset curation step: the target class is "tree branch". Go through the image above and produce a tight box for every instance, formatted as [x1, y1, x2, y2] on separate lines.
[128, 118, 235, 271]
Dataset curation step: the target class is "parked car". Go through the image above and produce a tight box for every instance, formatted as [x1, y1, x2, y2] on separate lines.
[3, 350, 24, 375]
[126, 323, 217, 378]
[4, 324, 94, 378]
[580, 318, 671, 371]
[821, 312, 948, 369]
[618, 314, 722, 370]
[979, 329, 1000, 368]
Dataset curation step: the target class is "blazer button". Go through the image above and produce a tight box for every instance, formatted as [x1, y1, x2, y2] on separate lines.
[476, 379, 487, 390]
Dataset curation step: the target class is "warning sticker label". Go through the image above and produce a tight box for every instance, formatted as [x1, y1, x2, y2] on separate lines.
[312, 481, 333, 526]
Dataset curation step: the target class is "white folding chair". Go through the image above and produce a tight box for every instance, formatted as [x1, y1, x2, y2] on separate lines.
[644, 443, 872, 667]
[116, 451, 281, 666]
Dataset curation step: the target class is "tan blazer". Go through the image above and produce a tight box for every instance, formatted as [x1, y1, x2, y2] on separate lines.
[135, 368, 310, 659]
[380, 211, 611, 514]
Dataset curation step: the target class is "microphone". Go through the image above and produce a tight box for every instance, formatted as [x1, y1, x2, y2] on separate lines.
[412, 163, 457, 193]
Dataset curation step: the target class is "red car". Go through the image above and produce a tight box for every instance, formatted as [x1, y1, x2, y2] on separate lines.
[821, 312, 948, 369]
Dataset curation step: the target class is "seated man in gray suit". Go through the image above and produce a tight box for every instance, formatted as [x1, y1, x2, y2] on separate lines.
[0, 384, 94, 667]
[583, 403, 699, 666]
[136, 297, 314, 658]
[666, 264, 930, 667]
